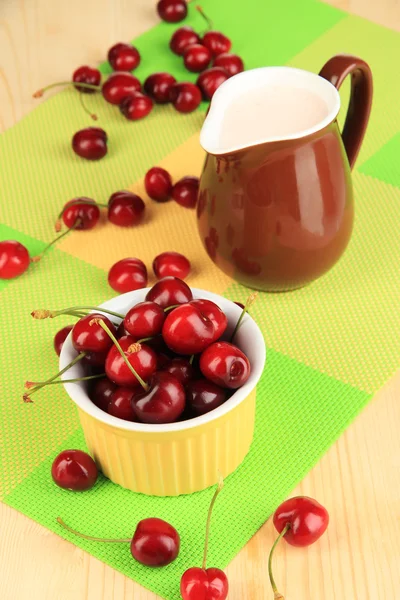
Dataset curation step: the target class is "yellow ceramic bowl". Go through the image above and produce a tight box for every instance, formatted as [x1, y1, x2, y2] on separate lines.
[60, 288, 266, 496]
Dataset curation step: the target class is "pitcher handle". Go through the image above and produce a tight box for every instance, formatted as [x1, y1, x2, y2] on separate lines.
[319, 54, 373, 169]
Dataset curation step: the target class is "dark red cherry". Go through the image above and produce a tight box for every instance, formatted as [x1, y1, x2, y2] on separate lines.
[170, 26, 200, 56]
[82, 350, 109, 368]
[145, 276, 193, 308]
[200, 341, 251, 389]
[153, 251, 191, 279]
[72, 314, 116, 354]
[123, 301, 165, 339]
[169, 82, 202, 113]
[145, 167, 173, 202]
[131, 518, 180, 566]
[197, 67, 229, 100]
[107, 191, 145, 227]
[116, 321, 129, 339]
[189, 299, 227, 341]
[186, 379, 227, 416]
[157, 0, 187, 23]
[172, 176, 199, 208]
[51, 449, 98, 491]
[108, 43, 140, 72]
[119, 92, 153, 121]
[131, 371, 185, 424]
[72, 127, 108, 161]
[108, 387, 137, 421]
[162, 303, 215, 354]
[202, 31, 232, 56]
[161, 357, 194, 385]
[213, 53, 244, 76]
[102, 72, 141, 105]
[61, 198, 100, 230]
[144, 73, 177, 104]
[105, 337, 157, 388]
[72, 65, 101, 93]
[0, 240, 30, 279]
[108, 258, 148, 293]
[54, 325, 73, 356]
[183, 44, 212, 73]
[89, 377, 117, 412]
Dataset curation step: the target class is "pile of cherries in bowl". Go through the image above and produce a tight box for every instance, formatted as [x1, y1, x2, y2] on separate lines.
[64, 277, 251, 424]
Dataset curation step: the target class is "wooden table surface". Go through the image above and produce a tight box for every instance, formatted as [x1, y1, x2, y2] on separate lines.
[0, 1, 399, 598]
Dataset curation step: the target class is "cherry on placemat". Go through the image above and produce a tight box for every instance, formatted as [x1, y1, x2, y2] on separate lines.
[169, 82, 202, 113]
[108, 257, 148, 293]
[196, 5, 232, 56]
[172, 176, 199, 208]
[213, 53, 244, 76]
[153, 251, 191, 279]
[108, 43, 140, 72]
[107, 191, 145, 227]
[145, 166, 173, 202]
[54, 325, 73, 356]
[119, 92, 153, 121]
[197, 67, 229, 100]
[72, 128, 108, 161]
[101, 72, 141, 105]
[58, 198, 100, 231]
[170, 26, 200, 56]
[144, 72, 177, 104]
[0, 240, 30, 279]
[72, 65, 101, 93]
[52, 449, 98, 491]
[157, 0, 187, 23]
[183, 43, 212, 73]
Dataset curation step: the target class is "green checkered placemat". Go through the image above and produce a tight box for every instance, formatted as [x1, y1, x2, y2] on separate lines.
[1, 1, 399, 598]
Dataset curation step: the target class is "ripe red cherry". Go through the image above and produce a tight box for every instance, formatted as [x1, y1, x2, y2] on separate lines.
[61, 198, 100, 230]
[131, 518, 180, 566]
[106, 337, 157, 387]
[202, 31, 231, 56]
[157, 0, 187, 23]
[72, 127, 108, 161]
[162, 303, 215, 354]
[82, 349, 109, 368]
[120, 92, 153, 121]
[72, 65, 101, 93]
[108, 258, 148, 293]
[131, 371, 185, 423]
[197, 67, 229, 100]
[200, 341, 251, 389]
[170, 26, 200, 56]
[187, 379, 227, 416]
[189, 299, 227, 340]
[89, 377, 117, 411]
[172, 176, 199, 208]
[181, 567, 229, 600]
[108, 43, 140, 72]
[183, 44, 212, 73]
[102, 72, 141, 105]
[51, 449, 98, 491]
[124, 301, 165, 339]
[161, 357, 194, 385]
[169, 82, 202, 113]
[72, 314, 116, 354]
[153, 251, 191, 279]
[108, 387, 137, 421]
[54, 325, 73, 356]
[145, 276, 193, 308]
[145, 166, 173, 202]
[107, 191, 145, 227]
[273, 496, 329, 547]
[144, 73, 176, 104]
[213, 53, 244, 76]
[0, 240, 30, 279]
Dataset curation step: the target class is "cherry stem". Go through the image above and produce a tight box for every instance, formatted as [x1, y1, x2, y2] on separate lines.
[230, 292, 258, 342]
[79, 90, 98, 121]
[57, 517, 131, 543]
[25, 373, 105, 389]
[196, 5, 213, 30]
[202, 472, 224, 569]
[189, 354, 194, 365]
[56, 200, 108, 230]
[33, 81, 101, 98]
[23, 352, 86, 402]
[164, 304, 180, 312]
[97, 320, 149, 392]
[268, 523, 290, 599]
[31, 219, 82, 263]
[31, 306, 124, 320]
[135, 337, 154, 344]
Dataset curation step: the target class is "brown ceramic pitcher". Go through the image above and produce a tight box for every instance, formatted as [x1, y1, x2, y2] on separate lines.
[197, 55, 373, 291]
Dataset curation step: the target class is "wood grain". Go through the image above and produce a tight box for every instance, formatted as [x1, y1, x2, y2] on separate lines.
[1, 1, 399, 599]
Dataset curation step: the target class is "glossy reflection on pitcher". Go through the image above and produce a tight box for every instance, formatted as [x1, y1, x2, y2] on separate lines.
[197, 55, 373, 291]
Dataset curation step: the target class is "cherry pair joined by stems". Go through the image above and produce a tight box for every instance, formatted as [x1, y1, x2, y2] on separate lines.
[269, 496, 329, 599]
[181, 474, 229, 600]
[108, 43, 140, 72]
[57, 514, 180, 567]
